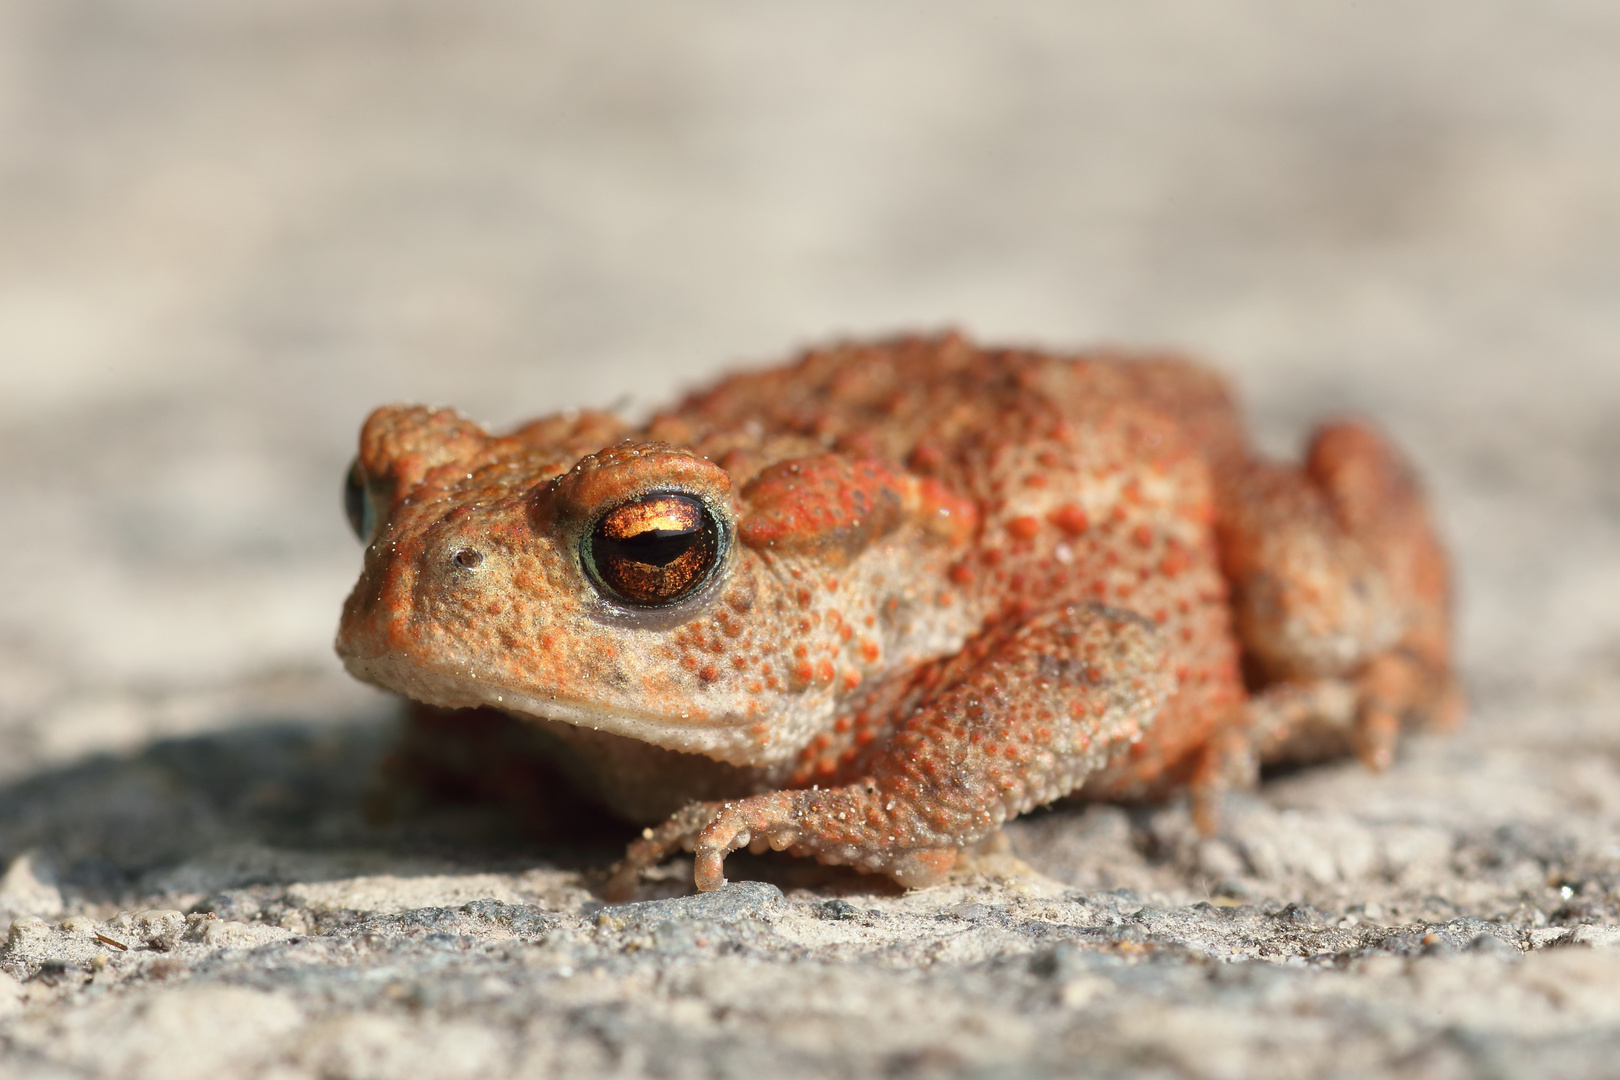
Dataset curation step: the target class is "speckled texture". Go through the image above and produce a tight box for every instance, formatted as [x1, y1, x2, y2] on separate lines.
[4, 2, 1620, 1078]
[338, 339, 1455, 893]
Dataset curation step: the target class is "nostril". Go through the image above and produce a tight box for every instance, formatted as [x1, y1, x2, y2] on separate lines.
[452, 548, 484, 570]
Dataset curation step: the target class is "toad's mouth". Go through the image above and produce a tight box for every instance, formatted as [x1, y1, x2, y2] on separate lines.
[338, 649, 776, 766]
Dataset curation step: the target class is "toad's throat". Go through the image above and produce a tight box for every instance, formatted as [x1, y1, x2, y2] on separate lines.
[340, 651, 777, 765]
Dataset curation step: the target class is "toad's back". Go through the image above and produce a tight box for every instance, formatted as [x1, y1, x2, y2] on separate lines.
[654, 334, 1247, 489]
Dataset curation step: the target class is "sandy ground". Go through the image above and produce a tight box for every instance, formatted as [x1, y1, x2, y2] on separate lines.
[2, 2, 1619, 1077]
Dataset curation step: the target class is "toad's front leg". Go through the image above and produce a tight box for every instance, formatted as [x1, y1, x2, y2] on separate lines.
[612, 602, 1175, 894]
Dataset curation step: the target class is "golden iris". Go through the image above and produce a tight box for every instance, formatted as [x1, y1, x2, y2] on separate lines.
[587, 492, 720, 606]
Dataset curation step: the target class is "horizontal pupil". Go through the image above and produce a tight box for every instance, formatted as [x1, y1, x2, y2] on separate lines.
[588, 492, 719, 606]
[604, 528, 699, 568]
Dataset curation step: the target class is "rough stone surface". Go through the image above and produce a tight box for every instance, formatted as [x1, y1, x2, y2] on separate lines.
[2, 3, 1619, 1078]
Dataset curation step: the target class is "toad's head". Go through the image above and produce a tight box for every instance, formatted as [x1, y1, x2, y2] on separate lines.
[335, 405, 976, 766]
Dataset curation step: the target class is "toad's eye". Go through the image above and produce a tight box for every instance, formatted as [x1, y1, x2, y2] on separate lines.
[586, 492, 721, 607]
[344, 459, 377, 544]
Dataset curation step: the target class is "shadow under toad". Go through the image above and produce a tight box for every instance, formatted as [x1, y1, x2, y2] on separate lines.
[0, 706, 899, 910]
[0, 707, 640, 910]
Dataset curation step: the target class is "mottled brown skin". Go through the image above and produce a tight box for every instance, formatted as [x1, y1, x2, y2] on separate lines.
[336, 333, 1459, 894]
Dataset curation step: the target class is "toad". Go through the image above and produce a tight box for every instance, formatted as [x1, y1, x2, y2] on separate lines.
[336, 333, 1459, 893]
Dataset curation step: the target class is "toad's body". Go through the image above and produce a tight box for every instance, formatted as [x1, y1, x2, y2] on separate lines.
[337, 335, 1457, 892]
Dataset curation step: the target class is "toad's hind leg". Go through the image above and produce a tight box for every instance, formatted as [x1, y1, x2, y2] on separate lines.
[1217, 420, 1461, 770]
[610, 603, 1174, 895]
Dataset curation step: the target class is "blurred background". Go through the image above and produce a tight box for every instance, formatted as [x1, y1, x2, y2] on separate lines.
[2, 0, 1618, 782]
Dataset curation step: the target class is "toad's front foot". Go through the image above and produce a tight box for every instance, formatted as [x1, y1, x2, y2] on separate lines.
[611, 785, 967, 895]
[605, 801, 721, 900]
[688, 792, 800, 891]
[688, 787, 971, 891]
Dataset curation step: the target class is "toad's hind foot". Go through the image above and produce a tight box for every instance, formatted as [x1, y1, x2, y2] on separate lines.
[1220, 419, 1460, 772]
[1245, 657, 1461, 776]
